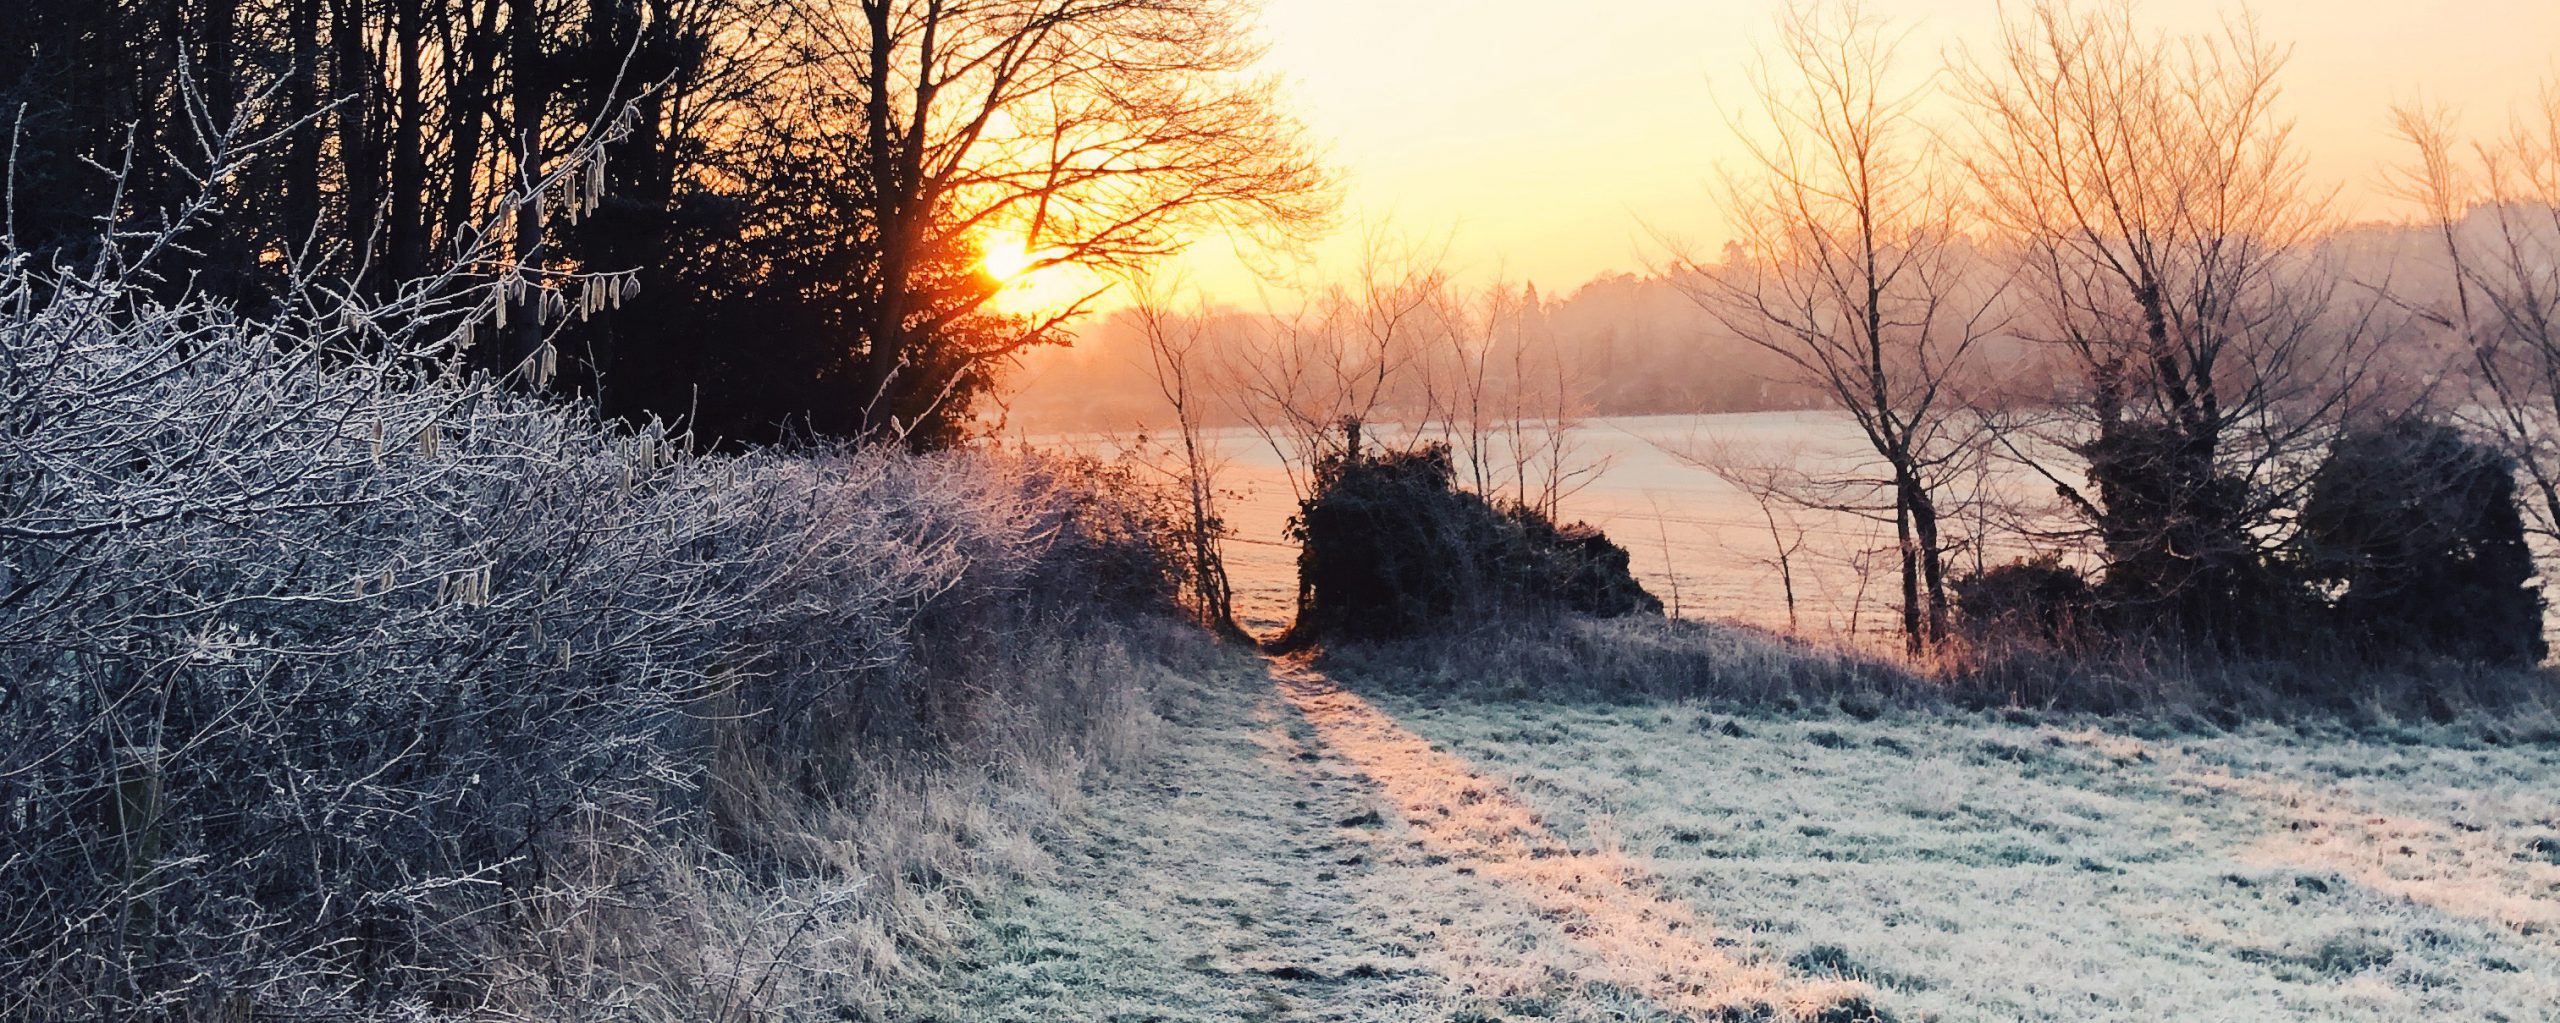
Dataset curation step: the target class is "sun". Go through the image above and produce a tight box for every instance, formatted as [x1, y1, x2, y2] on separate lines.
[977, 232, 1099, 312]
[977, 236, 1039, 285]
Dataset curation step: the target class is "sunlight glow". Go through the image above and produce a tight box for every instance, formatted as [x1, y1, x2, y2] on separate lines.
[980, 232, 1102, 314]
[1142, 0, 2560, 308]
[980, 234, 1046, 285]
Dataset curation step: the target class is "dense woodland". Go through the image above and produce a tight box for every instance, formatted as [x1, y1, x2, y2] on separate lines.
[0, 0, 1323, 446]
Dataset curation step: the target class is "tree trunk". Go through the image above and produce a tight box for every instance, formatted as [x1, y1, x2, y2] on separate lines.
[859, 0, 912, 438]
[442, 0, 506, 263]
[1897, 487, 1920, 655]
[331, 0, 381, 297]
[505, 0, 546, 378]
[284, 0, 322, 255]
[1909, 478, 1949, 644]
[389, 0, 428, 286]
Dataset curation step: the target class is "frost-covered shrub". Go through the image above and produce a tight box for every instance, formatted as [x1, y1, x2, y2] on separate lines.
[0, 253, 1177, 1019]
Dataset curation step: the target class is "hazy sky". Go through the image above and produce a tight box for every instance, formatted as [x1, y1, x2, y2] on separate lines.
[1154, 0, 2560, 304]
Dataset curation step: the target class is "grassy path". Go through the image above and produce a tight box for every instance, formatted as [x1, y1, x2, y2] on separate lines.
[896, 657, 1874, 1022]
[893, 656, 1452, 1021]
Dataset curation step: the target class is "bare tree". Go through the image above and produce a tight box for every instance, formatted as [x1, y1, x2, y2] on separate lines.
[1663, 438, 1826, 634]
[1128, 278, 1245, 636]
[775, 0, 1333, 438]
[1210, 243, 1619, 627]
[2390, 89, 2560, 542]
[1416, 279, 1608, 519]
[1642, 495, 1695, 620]
[1216, 237, 1445, 500]
[1218, 241, 1605, 517]
[1683, 0, 1998, 653]
[1953, 0, 2381, 642]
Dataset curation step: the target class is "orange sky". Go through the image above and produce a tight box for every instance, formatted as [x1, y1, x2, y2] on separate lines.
[1143, 0, 2560, 306]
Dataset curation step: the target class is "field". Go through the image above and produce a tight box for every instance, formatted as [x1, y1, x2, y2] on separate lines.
[901, 638, 2560, 1022]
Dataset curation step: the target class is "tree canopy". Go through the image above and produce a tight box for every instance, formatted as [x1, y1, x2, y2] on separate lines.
[0, 0, 1330, 446]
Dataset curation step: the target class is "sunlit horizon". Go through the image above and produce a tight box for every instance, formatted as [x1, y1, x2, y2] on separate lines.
[1112, 0, 2560, 309]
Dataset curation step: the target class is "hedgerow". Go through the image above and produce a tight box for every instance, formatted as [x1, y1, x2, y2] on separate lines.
[0, 238, 1182, 1019]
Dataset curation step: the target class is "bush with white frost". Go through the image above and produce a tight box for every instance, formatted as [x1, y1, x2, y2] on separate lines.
[0, 239, 1178, 1018]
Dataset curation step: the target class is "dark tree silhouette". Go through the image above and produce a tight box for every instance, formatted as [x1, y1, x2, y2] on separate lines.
[2299, 417, 2548, 667]
[0, 0, 1328, 447]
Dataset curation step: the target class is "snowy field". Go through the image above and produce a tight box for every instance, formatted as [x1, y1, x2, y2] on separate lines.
[902, 650, 2560, 1022]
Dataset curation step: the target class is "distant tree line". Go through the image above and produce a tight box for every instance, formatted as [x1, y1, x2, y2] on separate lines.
[1006, 272, 1836, 434]
[0, 0, 1325, 447]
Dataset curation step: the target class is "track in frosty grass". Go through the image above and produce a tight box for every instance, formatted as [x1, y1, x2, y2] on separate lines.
[900, 656, 1874, 1022]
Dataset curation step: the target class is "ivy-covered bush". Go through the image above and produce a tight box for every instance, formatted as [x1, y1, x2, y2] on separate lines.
[1281, 439, 1658, 645]
[2297, 416, 2546, 667]
[1952, 553, 2100, 649]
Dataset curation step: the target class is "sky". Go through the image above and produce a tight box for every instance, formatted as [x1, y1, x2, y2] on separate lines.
[1138, 0, 2560, 306]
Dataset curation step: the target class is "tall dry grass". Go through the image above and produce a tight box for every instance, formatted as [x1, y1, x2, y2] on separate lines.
[1317, 614, 2560, 736]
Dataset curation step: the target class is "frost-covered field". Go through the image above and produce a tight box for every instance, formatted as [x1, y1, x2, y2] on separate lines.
[912, 654, 2560, 1021]
[1373, 695, 2560, 1021]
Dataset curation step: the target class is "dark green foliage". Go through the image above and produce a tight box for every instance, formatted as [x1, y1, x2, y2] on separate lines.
[1953, 554, 2099, 648]
[2297, 417, 2546, 666]
[1281, 437, 1659, 645]
[588, 157, 1037, 448]
[2078, 420, 2315, 650]
[1981, 416, 2545, 675]
[1506, 499, 1667, 620]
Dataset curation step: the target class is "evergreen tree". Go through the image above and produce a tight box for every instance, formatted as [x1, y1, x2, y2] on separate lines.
[2298, 417, 2546, 666]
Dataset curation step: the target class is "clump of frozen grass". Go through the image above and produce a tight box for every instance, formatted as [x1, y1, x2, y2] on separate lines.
[1322, 613, 2560, 733]
[0, 233, 1191, 1019]
[1944, 636, 2560, 728]
[1317, 615, 1919, 709]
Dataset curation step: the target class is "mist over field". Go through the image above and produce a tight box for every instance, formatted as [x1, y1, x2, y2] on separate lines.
[7, 0, 2560, 1020]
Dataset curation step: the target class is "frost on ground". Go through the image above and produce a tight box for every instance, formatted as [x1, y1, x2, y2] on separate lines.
[906, 653, 2560, 1022]
[1365, 694, 2560, 1021]
[899, 658, 1874, 1022]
